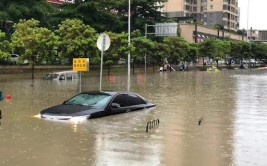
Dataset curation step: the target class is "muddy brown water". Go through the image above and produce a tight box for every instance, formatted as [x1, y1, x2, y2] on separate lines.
[1, 69, 267, 166]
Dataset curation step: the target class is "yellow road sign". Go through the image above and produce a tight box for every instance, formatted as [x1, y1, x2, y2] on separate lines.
[73, 58, 89, 71]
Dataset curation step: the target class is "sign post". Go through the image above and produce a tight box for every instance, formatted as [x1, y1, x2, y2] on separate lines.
[97, 33, 111, 91]
[73, 58, 89, 93]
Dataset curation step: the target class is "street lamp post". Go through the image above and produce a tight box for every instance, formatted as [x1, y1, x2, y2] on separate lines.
[247, 0, 251, 68]
[127, 0, 131, 92]
[246, 0, 250, 42]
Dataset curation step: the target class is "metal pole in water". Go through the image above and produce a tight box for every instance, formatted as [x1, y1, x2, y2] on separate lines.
[127, 0, 131, 92]
[146, 122, 149, 132]
[100, 36, 105, 91]
[79, 72, 82, 93]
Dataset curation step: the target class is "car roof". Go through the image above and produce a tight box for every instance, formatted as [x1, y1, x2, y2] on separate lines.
[81, 91, 135, 96]
[47, 70, 78, 75]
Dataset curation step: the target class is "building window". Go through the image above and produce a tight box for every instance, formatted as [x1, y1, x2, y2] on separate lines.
[210, 5, 213, 9]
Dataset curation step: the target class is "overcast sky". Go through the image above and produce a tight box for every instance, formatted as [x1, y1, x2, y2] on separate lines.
[239, 0, 267, 30]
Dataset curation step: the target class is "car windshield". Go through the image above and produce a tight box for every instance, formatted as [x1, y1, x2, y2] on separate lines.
[43, 74, 59, 80]
[64, 93, 112, 108]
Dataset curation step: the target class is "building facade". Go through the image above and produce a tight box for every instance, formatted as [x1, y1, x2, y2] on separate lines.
[47, 0, 74, 5]
[164, 0, 239, 31]
[247, 29, 267, 42]
[180, 23, 243, 43]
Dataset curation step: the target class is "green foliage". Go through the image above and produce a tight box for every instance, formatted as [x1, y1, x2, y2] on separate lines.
[0, 30, 11, 60]
[199, 38, 230, 60]
[104, 31, 129, 63]
[132, 30, 156, 64]
[51, 0, 122, 32]
[56, 18, 98, 64]
[114, 0, 169, 33]
[160, 36, 195, 64]
[252, 42, 267, 60]
[11, 19, 57, 65]
[0, 0, 54, 35]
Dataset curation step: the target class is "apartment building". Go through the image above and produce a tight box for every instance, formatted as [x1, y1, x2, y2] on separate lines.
[47, 0, 74, 5]
[164, 0, 239, 31]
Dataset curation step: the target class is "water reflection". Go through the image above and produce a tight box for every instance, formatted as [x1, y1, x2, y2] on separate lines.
[233, 72, 267, 166]
[0, 69, 267, 165]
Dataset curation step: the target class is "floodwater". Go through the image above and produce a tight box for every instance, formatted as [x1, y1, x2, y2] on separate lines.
[1, 68, 267, 166]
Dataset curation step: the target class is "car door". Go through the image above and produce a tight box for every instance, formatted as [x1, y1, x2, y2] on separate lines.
[109, 93, 147, 114]
[126, 93, 147, 111]
[109, 94, 129, 114]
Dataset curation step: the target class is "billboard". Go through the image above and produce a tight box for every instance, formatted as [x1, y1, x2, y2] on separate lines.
[155, 23, 178, 36]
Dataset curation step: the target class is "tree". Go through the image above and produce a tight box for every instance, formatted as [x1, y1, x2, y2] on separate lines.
[160, 36, 192, 71]
[104, 31, 129, 74]
[230, 41, 252, 68]
[51, 0, 122, 32]
[109, 0, 169, 33]
[0, 0, 54, 36]
[132, 30, 156, 73]
[252, 43, 267, 60]
[56, 18, 98, 64]
[214, 40, 230, 67]
[12, 19, 57, 80]
[0, 30, 11, 62]
[199, 38, 230, 68]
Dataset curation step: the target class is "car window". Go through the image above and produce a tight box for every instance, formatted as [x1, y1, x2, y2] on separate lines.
[64, 93, 112, 108]
[59, 75, 65, 80]
[43, 74, 59, 80]
[127, 94, 147, 105]
[112, 94, 129, 107]
[11, 54, 18, 58]
[66, 73, 73, 79]
[112, 94, 146, 107]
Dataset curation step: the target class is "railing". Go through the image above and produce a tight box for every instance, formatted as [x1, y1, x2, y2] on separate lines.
[146, 119, 160, 132]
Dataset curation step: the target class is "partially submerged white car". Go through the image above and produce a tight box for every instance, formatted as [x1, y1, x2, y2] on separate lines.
[43, 71, 78, 80]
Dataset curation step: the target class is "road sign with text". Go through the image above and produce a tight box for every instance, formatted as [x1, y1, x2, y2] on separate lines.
[73, 58, 89, 71]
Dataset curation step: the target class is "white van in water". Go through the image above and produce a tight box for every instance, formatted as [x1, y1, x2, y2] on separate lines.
[43, 71, 79, 80]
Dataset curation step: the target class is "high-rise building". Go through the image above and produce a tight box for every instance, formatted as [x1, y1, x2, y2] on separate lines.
[164, 0, 239, 31]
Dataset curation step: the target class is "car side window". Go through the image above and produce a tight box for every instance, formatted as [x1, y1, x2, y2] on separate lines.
[59, 75, 65, 80]
[127, 94, 146, 105]
[112, 94, 129, 107]
[112, 94, 146, 107]
[66, 73, 72, 79]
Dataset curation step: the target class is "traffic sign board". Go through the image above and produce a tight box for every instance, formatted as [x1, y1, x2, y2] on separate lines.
[97, 33, 110, 51]
[73, 58, 89, 71]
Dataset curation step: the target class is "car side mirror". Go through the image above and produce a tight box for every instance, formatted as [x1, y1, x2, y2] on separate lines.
[110, 103, 120, 109]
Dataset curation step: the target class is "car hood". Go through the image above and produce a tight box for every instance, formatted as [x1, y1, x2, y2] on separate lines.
[40, 104, 101, 116]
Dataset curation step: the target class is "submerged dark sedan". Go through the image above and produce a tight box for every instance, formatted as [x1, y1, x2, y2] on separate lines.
[40, 91, 156, 120]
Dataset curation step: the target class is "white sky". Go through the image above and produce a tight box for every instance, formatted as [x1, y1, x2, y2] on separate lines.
[239, 0, 267, 30]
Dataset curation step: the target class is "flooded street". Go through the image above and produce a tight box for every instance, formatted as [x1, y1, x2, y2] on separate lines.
[1, 68, 267, 166]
